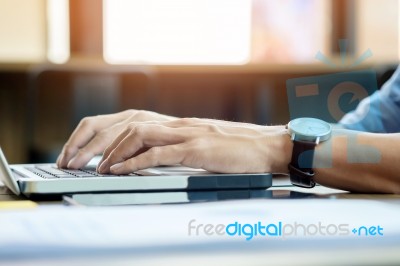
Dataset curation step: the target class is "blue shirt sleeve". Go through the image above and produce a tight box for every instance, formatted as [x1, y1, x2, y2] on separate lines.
[339, 65, 400, 133]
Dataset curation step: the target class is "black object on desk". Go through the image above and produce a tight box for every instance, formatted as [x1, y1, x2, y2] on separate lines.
[62, 189, 316, 206]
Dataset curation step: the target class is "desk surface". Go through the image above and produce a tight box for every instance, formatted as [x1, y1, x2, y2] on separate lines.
[1, 178, 400, 265]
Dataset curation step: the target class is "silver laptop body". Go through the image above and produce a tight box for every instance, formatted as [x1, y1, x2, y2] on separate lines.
[0, 148, 272, 197]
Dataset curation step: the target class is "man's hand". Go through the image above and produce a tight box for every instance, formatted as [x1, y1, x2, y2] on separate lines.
[97, 118, 292, 175]
[57, 110, 176, 169]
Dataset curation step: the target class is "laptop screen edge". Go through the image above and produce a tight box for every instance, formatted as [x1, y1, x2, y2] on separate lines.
[0, 148, 21, 195]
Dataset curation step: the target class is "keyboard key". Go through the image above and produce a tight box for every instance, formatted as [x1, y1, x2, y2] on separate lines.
[79, 169, 100, 176]
[56, 174, 79, 178]
[25, 167, 58, 179]
[36, 166, 67, 175]
[25, 165, 137, 179]
[59, 169, 97, 177]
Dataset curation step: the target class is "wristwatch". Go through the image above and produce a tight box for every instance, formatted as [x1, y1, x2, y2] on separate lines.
[287, 118, 332, 188]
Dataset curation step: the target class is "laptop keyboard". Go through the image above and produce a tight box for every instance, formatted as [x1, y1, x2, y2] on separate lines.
[25, 166, 121, 179]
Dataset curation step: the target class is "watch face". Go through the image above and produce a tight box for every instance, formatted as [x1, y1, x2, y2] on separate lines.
[288, 118, 331, 142]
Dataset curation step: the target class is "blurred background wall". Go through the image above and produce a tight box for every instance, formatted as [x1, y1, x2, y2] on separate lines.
[0, 0, 399, 163]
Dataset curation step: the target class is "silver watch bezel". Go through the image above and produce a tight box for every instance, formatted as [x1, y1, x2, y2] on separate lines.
[287, 118, 332, 143]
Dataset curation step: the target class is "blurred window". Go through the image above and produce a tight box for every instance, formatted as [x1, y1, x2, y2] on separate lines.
[251, 0, 330, 63]
[103, 0, 329, 64]
[0, 0, 398, 64]
[0, 0, 69, 63]
[355, 0, 399, 62]
[47, 0, 70, 64]
[0, 0, 46, 62]
[103, 0, 252, 64]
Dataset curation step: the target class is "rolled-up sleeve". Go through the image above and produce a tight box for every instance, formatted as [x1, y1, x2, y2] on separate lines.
[340, 66, 400, 133]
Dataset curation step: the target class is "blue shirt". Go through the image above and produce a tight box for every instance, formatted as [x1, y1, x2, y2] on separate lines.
[340, 66, 400, 133]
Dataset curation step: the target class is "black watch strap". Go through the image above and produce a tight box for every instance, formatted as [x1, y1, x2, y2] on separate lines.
[289, 140, 316, 188]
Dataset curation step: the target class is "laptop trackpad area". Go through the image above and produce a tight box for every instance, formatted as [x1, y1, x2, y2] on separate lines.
[135, 166, 211, 176]
[87, 156, 210, 176]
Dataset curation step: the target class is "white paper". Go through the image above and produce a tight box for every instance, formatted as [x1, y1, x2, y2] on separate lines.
[0, 199, 399, 258]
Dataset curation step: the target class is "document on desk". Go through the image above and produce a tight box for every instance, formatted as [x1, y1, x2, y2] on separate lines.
[0, 199, 400, 260]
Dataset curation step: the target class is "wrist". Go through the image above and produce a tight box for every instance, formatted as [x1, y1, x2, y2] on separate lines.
[263, 126, 293, 173]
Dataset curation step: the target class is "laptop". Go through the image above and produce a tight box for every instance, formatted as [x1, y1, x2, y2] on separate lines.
[0, 148, 272, 197]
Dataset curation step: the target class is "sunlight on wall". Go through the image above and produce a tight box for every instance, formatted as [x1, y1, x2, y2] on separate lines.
[47, 0, 70, 64]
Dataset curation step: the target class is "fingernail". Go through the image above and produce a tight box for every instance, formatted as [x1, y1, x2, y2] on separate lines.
[57, 154, 64, 166]
[98, 159, 108, 173]
[67, 158, 76, 169]
[110, 163, 124, 174]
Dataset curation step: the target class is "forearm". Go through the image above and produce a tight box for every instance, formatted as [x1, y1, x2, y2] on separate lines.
[313, 130, 400, 193]
[192, 118, 283, 132]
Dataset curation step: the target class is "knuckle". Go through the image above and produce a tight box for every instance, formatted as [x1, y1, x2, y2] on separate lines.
[127, 122, 137, 131]
[78, 147, 93, 158]
[125, 109, 136, 117]
[179, 117, 198, 125]
[181, 117, 196, 125]
[179, 118, 191, 125]
[96, 129, 108, 139]
[204, 124, 219, 132]
[125, 159, 137, 171]
[79, 116, 95, 128]
[191, 117, 201, 123]
[132, 110, 149, 121]
[80, 117, 91, 125]
[62, 144, 71, 153]
[181, 144, 202, 168]
[103, 145, 113, 156]
[63, 144, 75, 156]
[108, 150, 119, 162]
[148, 147, 161, 165]
[133, 124, 147, 137]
